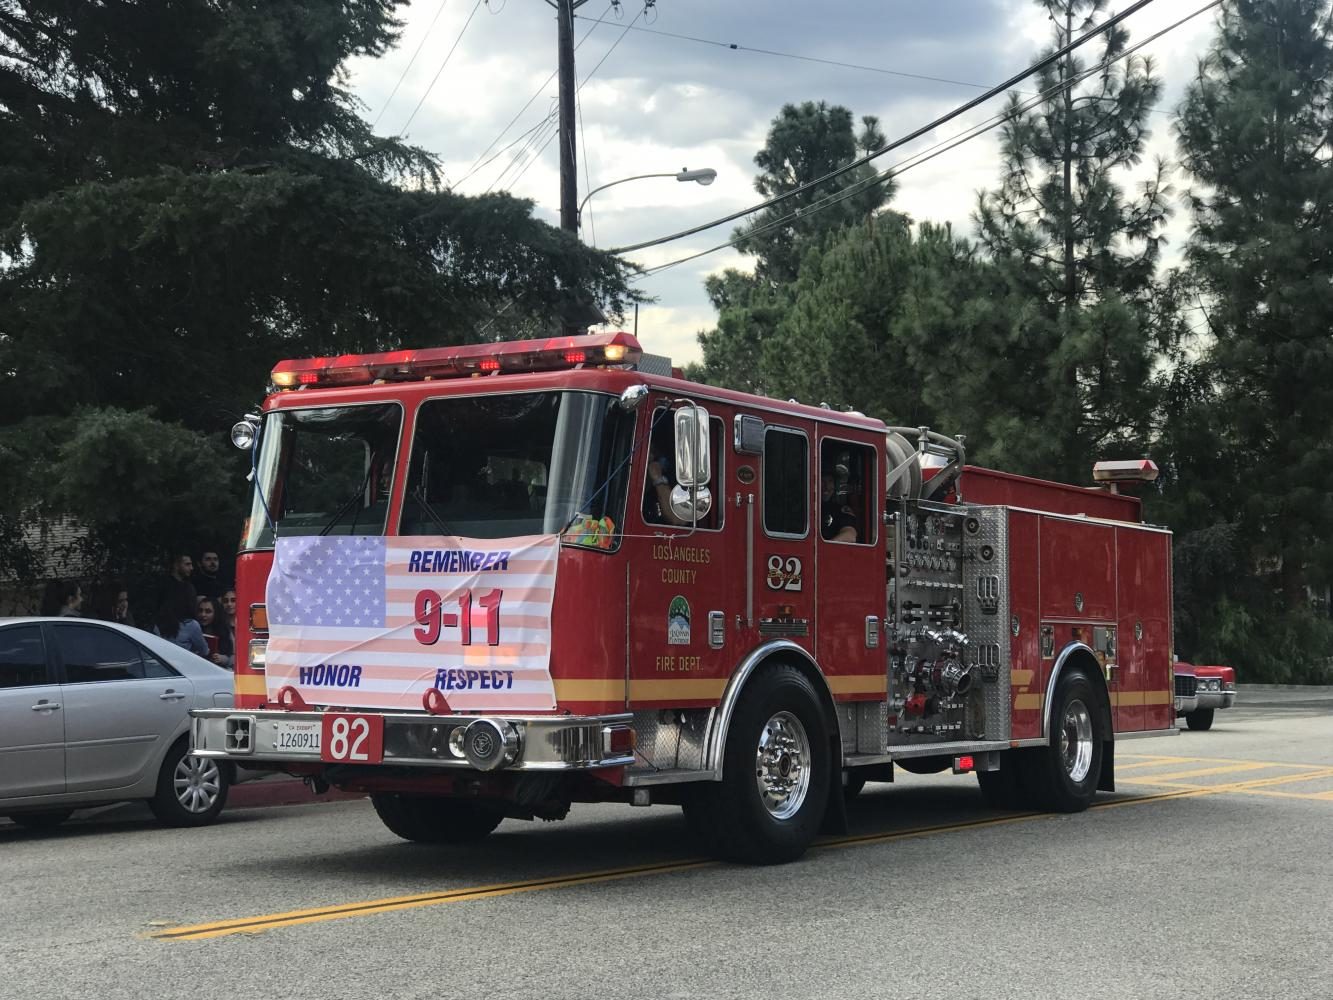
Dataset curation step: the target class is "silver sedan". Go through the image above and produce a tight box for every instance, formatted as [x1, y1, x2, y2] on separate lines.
[0, 617, 235, 830]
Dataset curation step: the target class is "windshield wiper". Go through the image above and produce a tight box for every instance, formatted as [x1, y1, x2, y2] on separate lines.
[318, 467, 375, 536]
[412, 485, 457, 537]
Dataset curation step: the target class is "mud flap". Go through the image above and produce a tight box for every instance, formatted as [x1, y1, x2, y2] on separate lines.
[1097, 739, 1115, 792]
[820, 736, 849, 834]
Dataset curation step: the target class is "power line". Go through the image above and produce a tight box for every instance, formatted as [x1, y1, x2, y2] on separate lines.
[371, 0, 450, 129]
[609, 0, 1161, 256]
[571, 13, 1173, 117]
[578, 77, 596, 244]
[632, 0, 1221, 279]
[398, 0, 486, 137]
[452, 1, 615, 190]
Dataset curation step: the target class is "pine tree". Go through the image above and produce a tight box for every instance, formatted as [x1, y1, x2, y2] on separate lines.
[691, 101, 895, 390]
[1167, 0, 1333, 680]
[975, 0, 1170, 482]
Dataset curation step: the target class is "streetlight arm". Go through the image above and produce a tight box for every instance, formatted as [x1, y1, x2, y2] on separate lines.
[577, 173, 680, 218]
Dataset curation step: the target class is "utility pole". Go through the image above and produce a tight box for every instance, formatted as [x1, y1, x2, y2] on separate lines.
[552, 0, 589, 234]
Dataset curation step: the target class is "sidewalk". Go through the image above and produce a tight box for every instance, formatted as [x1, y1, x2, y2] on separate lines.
[1235, 683, 1333, 707]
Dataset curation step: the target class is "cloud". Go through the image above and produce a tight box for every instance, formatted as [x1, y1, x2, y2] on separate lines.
[350, 0, 1221, 365]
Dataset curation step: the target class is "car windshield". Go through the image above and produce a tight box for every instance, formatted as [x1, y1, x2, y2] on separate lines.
[400, 390, 634, 540]
[244, 402, 402, 549]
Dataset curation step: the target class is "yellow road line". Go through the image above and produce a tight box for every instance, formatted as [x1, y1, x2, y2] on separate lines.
[1121, 766, 1333, 794]
[151, 762, 1333, 944]
[152, 858, 715, 940]
[1114, 758, 1185, 771]
[1138, 762, 1273, 782]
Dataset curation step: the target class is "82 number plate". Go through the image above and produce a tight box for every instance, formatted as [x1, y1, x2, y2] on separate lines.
[319, 713, 385, 765]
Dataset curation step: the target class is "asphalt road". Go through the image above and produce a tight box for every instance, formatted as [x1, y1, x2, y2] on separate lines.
[3, 700, 1331, 1000]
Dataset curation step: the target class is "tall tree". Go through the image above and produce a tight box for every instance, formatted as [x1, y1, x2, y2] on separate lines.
[1167, 0, 1333, 680]
[975, 0, 1170, 482]
[690, 101, 895, 389]
[0, 1, 632, 586]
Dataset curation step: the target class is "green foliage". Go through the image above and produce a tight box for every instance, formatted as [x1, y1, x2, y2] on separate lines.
[0, 0, 633, 584]
[974, 0, 1171, 483]
[1166, 0, 1333, 680]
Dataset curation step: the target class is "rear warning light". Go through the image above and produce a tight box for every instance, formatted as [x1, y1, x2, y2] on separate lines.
[953, 754, 976, 774]
[249, 604, 269, 632]
[479, 358, 502, 372]
[563, 349, 587, 364]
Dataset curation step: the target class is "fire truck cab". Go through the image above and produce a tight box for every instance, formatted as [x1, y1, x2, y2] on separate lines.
[191, 333, 1175, 863]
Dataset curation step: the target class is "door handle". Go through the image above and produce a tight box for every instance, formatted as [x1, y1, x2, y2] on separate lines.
[31, 701, 61, 712]
[159, 691, 187, 701]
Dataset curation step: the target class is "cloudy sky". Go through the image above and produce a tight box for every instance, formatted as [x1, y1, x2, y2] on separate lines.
[346, 0, 1219, 365]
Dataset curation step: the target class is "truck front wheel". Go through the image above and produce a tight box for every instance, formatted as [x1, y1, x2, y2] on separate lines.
[684, 664, 830, 864]
[371, 794, 505, 844]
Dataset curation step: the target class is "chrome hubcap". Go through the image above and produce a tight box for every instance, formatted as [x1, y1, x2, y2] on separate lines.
[174, 754, 222, 813]
[755, 711, 811, 820]
[1059, 699, 1094, 783]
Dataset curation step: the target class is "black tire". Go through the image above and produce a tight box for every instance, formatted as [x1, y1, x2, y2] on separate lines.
[1025, 669, 1105, 813]
[8, 809, 74, 831]
[148, 738, 229, 827]
[1185, 708, 1215, 731]
[682, 663, 830, 864]
[371, 794, 505, 844]
[976, 753, 1033, 810]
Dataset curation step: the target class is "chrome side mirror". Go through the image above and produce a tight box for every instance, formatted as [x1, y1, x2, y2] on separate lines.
[674, 404, 711, 487]
[669, 484, 712, 522]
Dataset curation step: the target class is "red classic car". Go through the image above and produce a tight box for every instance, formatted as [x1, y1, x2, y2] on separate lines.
[1173, 662, 1237, 731]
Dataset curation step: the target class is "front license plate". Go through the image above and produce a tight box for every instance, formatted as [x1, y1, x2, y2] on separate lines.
[272, 719, 322, 753]
[320, 713, 385, 764]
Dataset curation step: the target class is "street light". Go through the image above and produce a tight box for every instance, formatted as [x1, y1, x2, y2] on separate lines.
[577, 167, 717, 229]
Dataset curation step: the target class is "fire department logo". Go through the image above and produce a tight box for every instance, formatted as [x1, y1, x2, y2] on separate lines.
[667, 596, 691, 646]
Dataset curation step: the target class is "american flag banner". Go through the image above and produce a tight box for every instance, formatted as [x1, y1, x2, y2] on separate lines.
[264, 534, 560, 712]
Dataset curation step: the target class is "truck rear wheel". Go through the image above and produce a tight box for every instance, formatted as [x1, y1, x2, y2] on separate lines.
[1185, 708, 1215, 731]
[1025, 669, 1104, 813]
[371, 794, 505, 844]
[683, 664, 830, 864]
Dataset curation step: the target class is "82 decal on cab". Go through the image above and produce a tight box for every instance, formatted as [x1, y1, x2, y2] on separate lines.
[765, 555, 803, 592]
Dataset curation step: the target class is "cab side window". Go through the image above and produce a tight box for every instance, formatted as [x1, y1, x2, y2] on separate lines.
[819, 440, 875, 545]
[0, 625, 47, 688]
[763, 428, 808, 537]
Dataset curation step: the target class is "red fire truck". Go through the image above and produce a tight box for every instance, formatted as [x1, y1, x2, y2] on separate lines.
[191, 332, 1175, 863]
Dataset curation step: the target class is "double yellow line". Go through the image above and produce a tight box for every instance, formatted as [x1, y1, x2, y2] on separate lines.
[152, 782, 1249, 942]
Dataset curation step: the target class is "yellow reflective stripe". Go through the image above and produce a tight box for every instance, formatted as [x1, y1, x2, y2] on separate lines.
[1010, 669, 1035, 687]
[1014, 693, 1044, 711]
[553, 678, 626, 702]
[827, 675, 888, 696]
[628, 678, 729, 701]
[233, 674, 266, 697]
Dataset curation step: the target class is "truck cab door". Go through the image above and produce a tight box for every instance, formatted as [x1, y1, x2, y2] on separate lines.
[814, 434, 885, 697]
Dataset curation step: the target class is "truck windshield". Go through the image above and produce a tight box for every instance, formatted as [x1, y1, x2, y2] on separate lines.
[243, 403, 402, 549]
[400, 391, 634, 541]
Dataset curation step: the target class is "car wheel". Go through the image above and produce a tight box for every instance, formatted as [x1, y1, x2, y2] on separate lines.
[1025, 669, 1104, 813]
[370, 794, 505, 843]
[8, 809, 74, 831]
[683, 663, 830, 864]
[1185, 708, 1215, 731]
[148, 738, 229, 827]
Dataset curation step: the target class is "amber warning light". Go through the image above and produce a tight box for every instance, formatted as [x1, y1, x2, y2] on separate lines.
[270, 332, 642, 389]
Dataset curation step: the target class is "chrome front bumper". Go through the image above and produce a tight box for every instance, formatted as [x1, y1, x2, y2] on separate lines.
[190, 709, 635, 772]
[1195, 689, 1237, 710]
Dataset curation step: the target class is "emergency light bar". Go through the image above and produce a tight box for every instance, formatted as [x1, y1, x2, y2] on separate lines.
[1091, 459, 1159, 483]
[270, 332, 642, 389]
